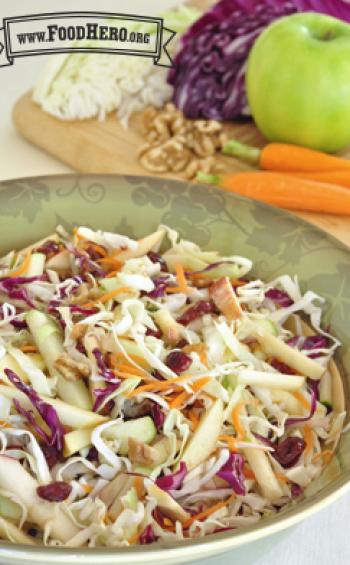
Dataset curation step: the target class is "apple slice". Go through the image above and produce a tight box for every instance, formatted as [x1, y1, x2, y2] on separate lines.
[146, 483, 190, 523]
[0, 455, 79, 542]
[237, 369, 304, 391]
[209, 276, 242, 321]
[0, 384, 107, 429]
[63, 428, 94, 457]
[181, 398, 223, 471]
[255, 331, 325, 380]
[154, 309, 182, 346]
[0, 517, 35, 545]
[117, 230, 165, 262]
[46, 250, 72, 276]
[243, 448, 283, 501]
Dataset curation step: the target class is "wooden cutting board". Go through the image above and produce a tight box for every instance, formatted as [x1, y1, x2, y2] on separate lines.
[12, 91, 350, 247]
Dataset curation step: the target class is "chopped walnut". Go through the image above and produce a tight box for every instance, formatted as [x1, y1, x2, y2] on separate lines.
[54, 353, 90, 381]
[71, 323, 89, 340]
[70, 283, 99, 305]
[128, 437, 160, 466]
[139, 105, 227, 179]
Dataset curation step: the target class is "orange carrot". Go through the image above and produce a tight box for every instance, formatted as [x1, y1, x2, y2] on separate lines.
[187, 409, 200, 430]
[243, 465, 256, 480]
[191, 376, 212, 392]
[303, 424, 314, 455]
[9, 252, 32, 278]
[232, 402, 245, 440]
[219, 435, 238, 452]
[287, 170, 350, 188]
[197, 171, 350, 216]
[292, 391, 310, 411]
[134, 476, 144, 499]
[170, 390, 189, 409]
[109, 352, 150, 369]
[223, 139, 350, 173]
[19, 345, 38, 354]
[183, 494, 236, 528]
[83, 286, 133, 307]
[275, 473, 289, 484]
[312, 449, 334, 464]
[82, 484, 93, 494]
[126, 374, 192, 398]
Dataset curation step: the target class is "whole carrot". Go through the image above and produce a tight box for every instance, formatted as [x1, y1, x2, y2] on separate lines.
[286, 171, 350, 189]
[196, 171, 350, 216]
[222, 139, 350, 173]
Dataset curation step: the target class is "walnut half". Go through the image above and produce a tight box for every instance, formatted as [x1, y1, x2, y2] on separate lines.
[54, 353, 90, 381]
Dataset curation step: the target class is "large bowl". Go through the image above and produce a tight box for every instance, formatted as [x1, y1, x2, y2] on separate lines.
[0, 174, 349, 565]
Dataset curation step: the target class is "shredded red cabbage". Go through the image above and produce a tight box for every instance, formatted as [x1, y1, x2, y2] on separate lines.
[147, 277, 170, 299]
[253, 432, 275, 449]
[92, 348, 118, 383]
[270, 358, 296, 375]
[216, 452, 246, 495]
[5, 369, 65, 452]
[35, 239, 61, 256]
[2, 288, 35, 309]
[140, 524, 158, 544]
[285, 379, 319, 427]
[155, 461, 187, 491]
[150, 403, 165, 430]
[10, 319, 28, 330]
[92, 383, 120, 412]
[147, 251, 168, 273]
[0, 275, 46, 289]
[146, 327, 162, 339]
[287, 335, 330, 359]
[265, 288, 294, 307]
[168, 0, 297, 120]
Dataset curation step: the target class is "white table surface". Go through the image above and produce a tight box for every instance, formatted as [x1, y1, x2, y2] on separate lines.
[0, 1, 349, 564]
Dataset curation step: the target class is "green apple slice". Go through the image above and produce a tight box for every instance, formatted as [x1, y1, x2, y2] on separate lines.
[103, 416, 157, 455]
[255, 331, 325, 379]
[117, 230, 165, 262]
[146, 483, 190, 523]
[0, 455, 79, 543]
[181, 398, 224, 471]
[243, 448, 283, 501]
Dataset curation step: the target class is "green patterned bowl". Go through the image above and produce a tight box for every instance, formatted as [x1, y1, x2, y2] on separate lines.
[0, 174, 349, 565]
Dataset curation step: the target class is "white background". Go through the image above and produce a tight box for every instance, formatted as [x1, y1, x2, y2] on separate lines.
[0, 2, 349, 564]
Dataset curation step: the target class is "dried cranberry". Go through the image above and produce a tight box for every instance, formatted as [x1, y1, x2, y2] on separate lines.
[37, 481, 72, 502]
[147, 252, 168, 272]
[270, 358, 296, 375]
[86, 446, 99, 462]
[140, 524, 158, 545]
[146, 327, 162, 339]
[166, 351, 192, 374]
[41, 444, 62, 470]
[177, 300, 216, 325]
[153, 370, 166, 381]
[273, 437, 305, 469]
[36, 239, 60, 257]
[176, 339, 188, 349]
[291, 483, 303, 498]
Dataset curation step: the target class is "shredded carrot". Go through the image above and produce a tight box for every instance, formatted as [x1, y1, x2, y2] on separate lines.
[219, 435, 238, 452]
[127, 532, 140, 545]
[231, 279, 246, 286]
[9, 252, 32, 278]
[112, 369, 154, 383]
[83, 286, 133, 307]
[113, 363, 148, 377]
[293, 391, 310, 411]
[191, 376, 212, 393]
[19, 344, 38, 353]
[183, 493, 236, 528]
[312, 449, 334, 465]
[187, 409, 200, 430]
[275, 473, 289, 484]
[232, 402, 245, 440]
[303, 424, 314, 455]
[105, 270, 119, 278]
[126, 374, 192, 398]
[134, 476, 144, 499]
[243, 465, 255, 480]
[83, 242, 107, 258]
[109, 352, 150, 369]
[170, 390, 190, 409]
[183, 343, 209, 367]
[82, 484, 93, 494]
[163, 517, 174, 528]
[0, 420, 12, 429]
[174, 263, 189, 294]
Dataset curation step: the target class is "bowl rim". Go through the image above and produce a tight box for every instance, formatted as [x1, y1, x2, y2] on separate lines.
[0, 173, 349, 559]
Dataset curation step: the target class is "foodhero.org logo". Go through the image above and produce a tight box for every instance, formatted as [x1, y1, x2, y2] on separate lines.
[0, 11, 176, 67]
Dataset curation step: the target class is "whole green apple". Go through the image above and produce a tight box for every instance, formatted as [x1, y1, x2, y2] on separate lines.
[246, 12, 350, 152]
